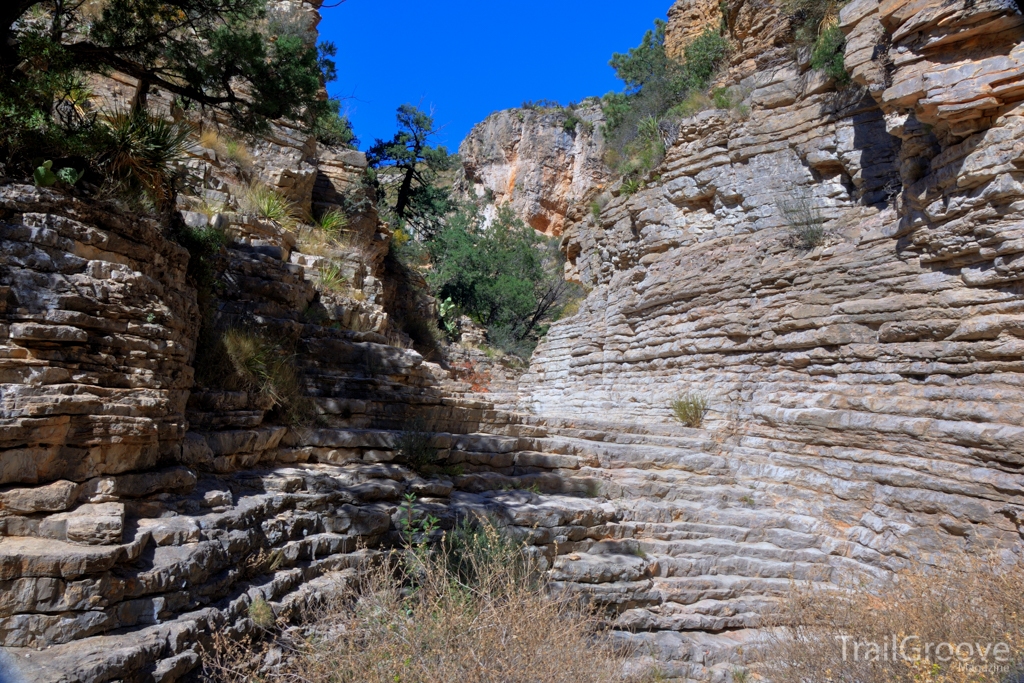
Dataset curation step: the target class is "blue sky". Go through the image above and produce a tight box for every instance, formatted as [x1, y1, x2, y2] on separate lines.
[319, 0, 670, 152]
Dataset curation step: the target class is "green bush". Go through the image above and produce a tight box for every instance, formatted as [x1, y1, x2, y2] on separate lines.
[810, 25, 849, 83]
[671, 392, 710, 428]
[426, 205, 580, 359]
[602, 21, 730, 180]
[312, 98, 357, 148]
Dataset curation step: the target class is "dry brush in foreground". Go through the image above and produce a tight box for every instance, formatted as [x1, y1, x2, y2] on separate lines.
[202, 521, 650, 683]
[759, 554, 1024, 683]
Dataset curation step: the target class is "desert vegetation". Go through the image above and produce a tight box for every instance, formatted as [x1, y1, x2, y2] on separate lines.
[601, 20, 730, 185]
[760, 555, 1024, 683]
[201, 519, 650, 683]
[671, 392, 711, 427]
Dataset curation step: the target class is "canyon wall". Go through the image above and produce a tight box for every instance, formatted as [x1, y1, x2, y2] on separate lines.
[459, 103, 610, 236]
[4, 0, 1024, 681]
[507, 0, 1024, 674]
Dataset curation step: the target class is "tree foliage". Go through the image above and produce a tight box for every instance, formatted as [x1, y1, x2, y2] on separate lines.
[0, 0, 339, 179]
[367, 104, 455, 238]
[426, 205, 579, 359]
[602, 21, 730, 182]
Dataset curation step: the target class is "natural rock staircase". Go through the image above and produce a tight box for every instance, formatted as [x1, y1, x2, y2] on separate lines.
[0, 403, 847, 683]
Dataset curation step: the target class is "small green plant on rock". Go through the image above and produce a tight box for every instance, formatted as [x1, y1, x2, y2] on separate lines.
[779, 195, 828, 250]
[397, 420, 441, 474]
[811, 25, 850, 84]
[621, 177, 643, 196]
[671, 392, 711, 428]
[317, 260, 348, 293]
[247, 597, 275, 629]
[240, 182, 299, 228]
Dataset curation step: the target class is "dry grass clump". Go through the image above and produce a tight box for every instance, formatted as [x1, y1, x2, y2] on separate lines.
[759, 555, 1024, 683]
[221, 328, 315, 424]
[200, 129, 254, 169]
[296, 209, 351, 256]
[671, 391, 710, 427]
[779, 194, 829, 250]
[201, 520, 649, 683]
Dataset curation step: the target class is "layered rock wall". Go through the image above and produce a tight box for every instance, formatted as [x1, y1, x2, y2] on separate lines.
[459, 104, 610, 236]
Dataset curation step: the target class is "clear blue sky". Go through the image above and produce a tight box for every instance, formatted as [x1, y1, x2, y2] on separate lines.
[319, 0, 670, 152]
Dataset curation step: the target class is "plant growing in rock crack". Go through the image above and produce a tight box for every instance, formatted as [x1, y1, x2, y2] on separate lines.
[396, 419, 440, 474]
[316, 261, 348, 293]
[671, 392, 711, 428]
[621, 177, 643, 196]
[219, 328, 315, 425]
[239, 182, 300, 228]
[247, 597, 275, 629]
[779, 194, 829, 250]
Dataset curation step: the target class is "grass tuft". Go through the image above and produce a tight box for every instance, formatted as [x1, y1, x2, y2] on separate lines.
[671, 391, 710, 428]
[779, 195, 828, 250]
[239, 182, 300, 228]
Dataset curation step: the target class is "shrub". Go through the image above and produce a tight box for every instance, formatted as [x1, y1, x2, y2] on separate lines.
[316, 260, 348, 293]
[561, 108, 582, 134]
[312, 98, 357, 148]
[666, 91, 713, 118]
[779, 195, 828, 249]
[759, 555, 1024, 683]
[239, 182, 299, 228]
[202, 520, 647, 683]
[671, 392, 710, 427]
[102, 110, 192, 207]
[427, 205, 581, 360]
[396, 421, 440, 474]
[221, 328, 306, 418]
[603, 21, 729, 180]
[247, 598, 274, 629]
[784, 0, 845, 46]
[811, 24, 850, 83]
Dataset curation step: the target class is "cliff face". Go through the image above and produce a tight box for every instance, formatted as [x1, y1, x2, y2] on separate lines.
[459, 104, 611, 236]
[506, 0, 1024, 673]
[5, 0, 1024, 680]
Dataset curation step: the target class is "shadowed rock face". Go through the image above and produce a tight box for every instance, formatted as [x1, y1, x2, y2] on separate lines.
[459, 104, 611, 236]
[4, 0, 1024, 681]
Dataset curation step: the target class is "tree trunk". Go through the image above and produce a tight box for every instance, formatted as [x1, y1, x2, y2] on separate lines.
[394, 164, 415, 220]
[0, 0, 39, 76]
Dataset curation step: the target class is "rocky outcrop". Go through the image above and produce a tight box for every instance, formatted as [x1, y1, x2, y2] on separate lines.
[0, 186, 200, 486]
[6, 0, 1024, 680]
[459, 104, 611, 236]
[507, 0, 1024, 675]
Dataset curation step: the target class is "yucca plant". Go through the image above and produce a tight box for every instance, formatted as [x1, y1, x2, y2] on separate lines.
[101, 110, 192, 207]
[317, 260, 348, 293]
[240, 182, 299, 228]
[621, 177, 643, 196]
[222, 328, 299, 408]
[316, 208, 348, 238]
[671, 391, 711, 428]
